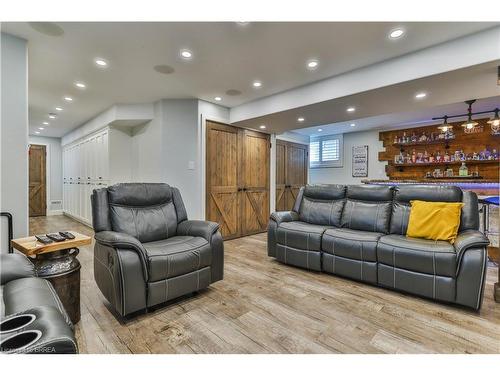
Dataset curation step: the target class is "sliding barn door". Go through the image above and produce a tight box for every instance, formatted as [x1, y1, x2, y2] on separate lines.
[275, 140, 308, 211]
[29, 144, 47, 217]
[240, 130, 270, 236]
[275, 140, 287, 211]
[206, 122, 240, 239]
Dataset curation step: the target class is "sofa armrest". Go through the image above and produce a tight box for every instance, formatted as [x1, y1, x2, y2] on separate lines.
[454, 230, 490, 257]
[177, 220, 220, 242]
[0, 253, 36, 285]
[270, 211, 299, 225]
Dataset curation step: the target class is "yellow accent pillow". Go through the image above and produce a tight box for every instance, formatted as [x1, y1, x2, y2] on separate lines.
[406, 200, 464, 243]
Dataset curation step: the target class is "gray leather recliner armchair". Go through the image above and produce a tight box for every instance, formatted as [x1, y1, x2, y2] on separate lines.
[91, 183, 224, 318]
[268, 184, 489, 310]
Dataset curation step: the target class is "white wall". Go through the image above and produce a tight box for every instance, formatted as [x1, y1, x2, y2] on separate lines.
[1, 33, 28, 252]
[28, 136, 63, 214]
[309, 129, 388, 185]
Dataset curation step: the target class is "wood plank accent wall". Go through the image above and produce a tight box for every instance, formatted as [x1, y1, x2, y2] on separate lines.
[379, 118, 500, 180]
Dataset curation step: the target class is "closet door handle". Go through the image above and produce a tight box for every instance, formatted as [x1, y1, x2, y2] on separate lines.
[237, 188, 243, 192]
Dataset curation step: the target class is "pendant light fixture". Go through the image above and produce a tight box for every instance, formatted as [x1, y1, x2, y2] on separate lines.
[488, 108, 500, 133]
[461, 100, 478, 130]
[437, 115, 452, 132]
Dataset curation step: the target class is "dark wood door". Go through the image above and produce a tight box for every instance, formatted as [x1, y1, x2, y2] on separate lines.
[206, 122, 240, 239]
[29, 144, 47, 217]
[240, 130, 270, 236]
[275, 140, 287, 211]
[276, 140, 308, 211]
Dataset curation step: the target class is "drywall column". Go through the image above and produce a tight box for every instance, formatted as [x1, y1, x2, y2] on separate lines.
[1, 33, 29, 251]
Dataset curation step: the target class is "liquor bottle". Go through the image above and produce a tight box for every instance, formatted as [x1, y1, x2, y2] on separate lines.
[429, 152, 435, 163]
[423, 150, 429, 163]
[411, 132, 417, 143]
[459, 162, 468, 177]
[411, 149, 416, 163]
[436, 151, 441, 162]
[444, 151, 450, 162]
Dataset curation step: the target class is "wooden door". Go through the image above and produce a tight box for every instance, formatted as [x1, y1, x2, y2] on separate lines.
[275, 140, 287, 211]
[29, 144, 47, 217]
[285, 141, 308, 209]
[206, 122, 241, 239]
[275, 140, 308, 211]
[240, 129, 270, 236]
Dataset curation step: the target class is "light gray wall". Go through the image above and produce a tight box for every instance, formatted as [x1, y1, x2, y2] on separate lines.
[309, 129, 388, 185]
[1, 33, 28, 252]
[28, 136, 63, 213]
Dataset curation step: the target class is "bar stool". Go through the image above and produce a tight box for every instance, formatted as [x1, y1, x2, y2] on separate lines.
[479, 196, 499, 238]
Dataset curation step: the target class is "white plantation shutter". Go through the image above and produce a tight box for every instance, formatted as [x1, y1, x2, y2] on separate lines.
[309, 134, 343, 168]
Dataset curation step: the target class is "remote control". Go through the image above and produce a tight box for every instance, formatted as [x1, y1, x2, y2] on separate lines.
[59, 231, 75, 240]
[35, 235, 53, 244]
[46, 233, 67, 242]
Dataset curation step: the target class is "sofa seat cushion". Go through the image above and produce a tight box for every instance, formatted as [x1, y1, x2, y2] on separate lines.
[377, 235, 457, 277]
[143, 236, 212, 282]
[276, 221, 331, 252]
[2, 277, 72, 327]
[322, 228, 382, 262]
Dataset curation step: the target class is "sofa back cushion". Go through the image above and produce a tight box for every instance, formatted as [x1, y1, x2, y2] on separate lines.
[107, 183, 179, 242]
[390, 184, 463, 235]
[298, 185, 346, 227]
[341, 185, 393, 234]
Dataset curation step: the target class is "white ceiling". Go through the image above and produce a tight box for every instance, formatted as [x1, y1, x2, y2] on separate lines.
[1, 22, 498, 137]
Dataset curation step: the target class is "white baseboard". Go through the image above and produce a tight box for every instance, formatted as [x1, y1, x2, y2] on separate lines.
[47, 210, 63, 216]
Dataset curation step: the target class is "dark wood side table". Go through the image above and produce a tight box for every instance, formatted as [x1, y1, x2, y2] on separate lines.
[11, 231, 92, 324]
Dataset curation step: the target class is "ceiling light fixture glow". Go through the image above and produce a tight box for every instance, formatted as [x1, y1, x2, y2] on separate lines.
[389, 28, 405, 39]
[48, 113, 57, 119]
[252, 81, 262, 88]
[35, 131, 40, 134]
[64, 96, 73, 102]
[55, 107, 63, 111]
[43, 122, 49, 125]
[317, 128, 323, 132]
[415, 92, 427, 99]
[259, 125, 266, 129]
[75, 82, 86, 89]
[347, 107, 356, 112]
[350, 123, 356, 127]
[180, 49, 193, 59]
[214, 96, 222, 102]
[306, 60, 319, 70]
[38, 127, 44, 130]
[297, 117, 305, 122]
[94, 58, 108, 67]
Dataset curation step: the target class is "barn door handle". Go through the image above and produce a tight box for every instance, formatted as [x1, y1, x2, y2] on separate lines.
[242, 188, 248, 192]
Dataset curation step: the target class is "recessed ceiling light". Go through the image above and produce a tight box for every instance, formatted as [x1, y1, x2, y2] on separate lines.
[94, 58, 108, 67]
[180, 49, 193, 59]
[43, 121, 49, 125]
[317, 128, 323, 132]
[48, 113, 57, 119]
[415, 92, 427, 99]
[252, 81, 262, 88]
[214, 96, 222, 102]
[307, 60, 319, 70]
[297, 117, 305, 122]
[75, 82, 86, 89]
[38, 127, 44, 130]
[347, 107, 356, 112]
[259, 125, 266, 129]
[35, 131, 40, 134]
[389, 28, 405, 39]
[350, 123, 356, 127]
[55, 107, 63, 111]
[64, 96, 73, 102]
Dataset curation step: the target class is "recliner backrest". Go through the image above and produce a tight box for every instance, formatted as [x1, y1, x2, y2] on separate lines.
[91, 183, 188, 243]
[390, 184, 463, 235]
[341, 185, 394, 234]
[297, 184, 346, 227]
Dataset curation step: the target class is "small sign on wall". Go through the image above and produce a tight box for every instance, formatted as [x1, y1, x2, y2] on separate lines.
[352, 145, 368, 177]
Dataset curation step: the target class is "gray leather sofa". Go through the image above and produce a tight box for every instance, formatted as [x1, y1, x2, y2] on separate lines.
[91, 183, 224, 318]
[0, 253, 77, 354]
[268, 184, 489, 310]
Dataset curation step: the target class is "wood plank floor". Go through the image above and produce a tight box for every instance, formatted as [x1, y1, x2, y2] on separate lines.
[29, 215, 500, 354]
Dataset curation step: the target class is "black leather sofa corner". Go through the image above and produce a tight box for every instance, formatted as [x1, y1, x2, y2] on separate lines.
[0, 253, 78, 354]
[91, 183, 224, 318]
[268, 184, 489, 310]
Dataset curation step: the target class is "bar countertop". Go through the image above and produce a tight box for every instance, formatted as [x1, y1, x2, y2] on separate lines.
[361, 179, 499, 195]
